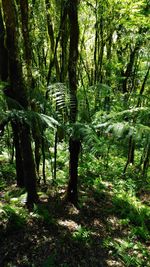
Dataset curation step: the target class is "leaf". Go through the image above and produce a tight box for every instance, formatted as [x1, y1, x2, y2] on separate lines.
[39, 113, 59, 129]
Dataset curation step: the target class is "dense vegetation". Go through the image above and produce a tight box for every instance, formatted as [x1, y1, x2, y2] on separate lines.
[0, 0, 150, 266]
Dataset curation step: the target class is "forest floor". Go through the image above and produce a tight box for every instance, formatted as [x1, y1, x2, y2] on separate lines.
[0, 161, 150, 267]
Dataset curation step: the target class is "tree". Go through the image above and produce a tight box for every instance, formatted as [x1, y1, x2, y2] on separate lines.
[0, 4, 8, 81]
[2, 0, 39, 208]
[67, 0, 81, 205]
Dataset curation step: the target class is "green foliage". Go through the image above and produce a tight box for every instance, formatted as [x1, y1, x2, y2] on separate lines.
[0, 0, 149, 266]
[33, 205, 55, 226]
[0, 162, 15, 182]
[112, 193, 150, 230]
[72, 225, 91, 243]
[103, 237, 150, 267]
[131, 225, 150, 240]
[0, 204, 27, 230]
[42, 255, 56, 267]
[94, 107, 150, 139]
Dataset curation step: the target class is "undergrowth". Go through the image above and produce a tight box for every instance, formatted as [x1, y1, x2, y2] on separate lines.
[0, 144, 149, 267]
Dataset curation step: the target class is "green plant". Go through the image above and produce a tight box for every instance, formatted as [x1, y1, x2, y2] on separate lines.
[42, 255, 56, 267]
[2, 204, 27, 230]
[131, 226, 150, 241]
[33, 205, 55, 226]
[112, 193, 150, 230]
[72, 225, 91, 243]
[103, 237, 150, 267]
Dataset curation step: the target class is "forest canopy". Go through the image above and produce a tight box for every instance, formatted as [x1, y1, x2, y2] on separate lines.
[0, 0, 150, 266]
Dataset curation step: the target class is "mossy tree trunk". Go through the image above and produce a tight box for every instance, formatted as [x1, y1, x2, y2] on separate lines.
[0, 4, 25, 187]
[2, 0, 38, 208]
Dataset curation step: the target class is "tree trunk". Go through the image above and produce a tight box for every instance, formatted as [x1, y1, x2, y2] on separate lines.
[0, 5, 24, 187]
[45, 0, 60, 83]
[11, 121, 25, 187]
[19, 0, 32, 83]
[67, 138, 81, 204]
[19, 123, 39, 206]
[67, 0, 80, 205]
[0, 5, 8, 81]
[2, 0, 38, 208]
[60, 1, 69, 83]
[122, 43, 140, 94]
[142, 142, 150, 177]
[123, 136, 135, 174]
[137, 66, 150, 107]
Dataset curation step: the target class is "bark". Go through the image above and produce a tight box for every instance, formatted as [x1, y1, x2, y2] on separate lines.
[0, 6, 24, 187]
[45, 0, 60, 83]
[94, 3, 105, 110]
[2, 0, 28, 107]
[60, 1, 69, 82]
[20, 0, 32, 83]
[97, 15, 104, 84]
[137, 66, 150, 107]
[68, 0, 79, 123]
[67, 0, 80, 205]
[11, 121, 24, 187]
[104, 32, 113, 111]
[32, 119, 42, 177]
[122, 44, 140, 94]
[142, 142, 150, 177]
[123, 136, 135, 174]
[20, 0, 42, 179]
[2, 0, 38, 208]
[41, 135, 46, 184]
[67, 138, 81, 204]
[94, 4, 98, 84]
[0, 5, 8, 81]
[19, 123, 39, 205]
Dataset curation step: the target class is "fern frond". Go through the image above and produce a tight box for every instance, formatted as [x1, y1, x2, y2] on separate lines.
[39, 113, 59, 129]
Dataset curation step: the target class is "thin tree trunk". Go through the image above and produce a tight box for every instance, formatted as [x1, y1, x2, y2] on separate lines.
[60, 0, 69, 83]
[45, 0, 60, 83]
[0, 5, 8, 81]
[142, 142, 150, 177]
[11, 121, 24, 187]
[104, 32, 113, 111]
[41, 135, 46, 184]
[123, 136, 135, 174]
[67, 0, 80, 205]
[67, 138, 81, 204]
[122, 43, 140, 94]
[137, 66, 150, 107]
[19, 123, 39, 206]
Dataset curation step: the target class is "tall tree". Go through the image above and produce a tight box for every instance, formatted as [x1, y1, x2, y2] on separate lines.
[0, 4, 8, 81]
[2, 0, 39, 208]
[67, 0, 81, 205]
[0, 3, 24, 187]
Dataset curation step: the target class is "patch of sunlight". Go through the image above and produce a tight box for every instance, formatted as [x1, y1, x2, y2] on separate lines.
[106, 259, 124, 267]
[107, 215, 120, 228]
[57, 219, 79, 231]
[0, 152, 9, 160]
[68, 205, 80, 215]
[93, 219, 104, 227]
[114, 238, 129, 247]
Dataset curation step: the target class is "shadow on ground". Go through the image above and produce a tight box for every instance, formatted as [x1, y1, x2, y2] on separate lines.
[0, 189, 126, 267]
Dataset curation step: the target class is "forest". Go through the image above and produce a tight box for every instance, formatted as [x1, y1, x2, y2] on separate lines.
[0, 0, 150, 266]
